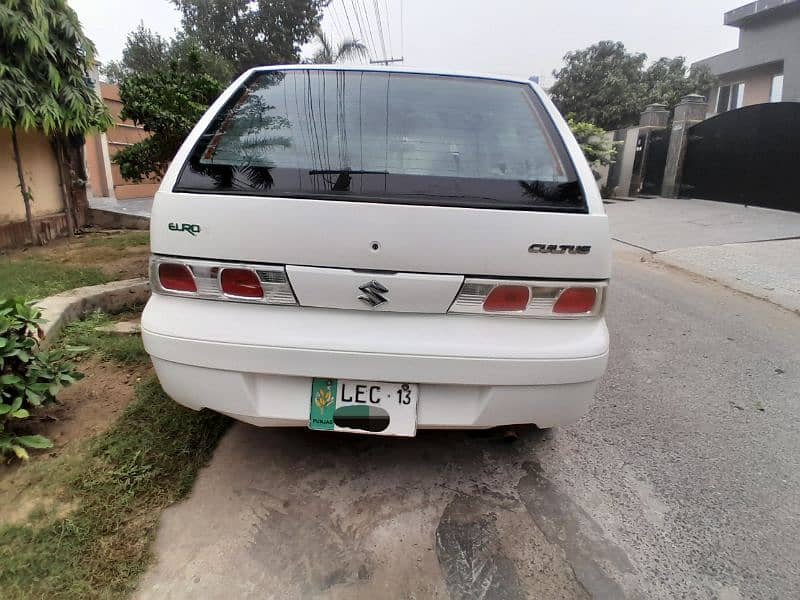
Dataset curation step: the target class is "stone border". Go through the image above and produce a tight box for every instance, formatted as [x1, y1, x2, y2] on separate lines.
[653, 252, 800, 315]
[88, 208, 150, 230]
[36, 278, 151, 349]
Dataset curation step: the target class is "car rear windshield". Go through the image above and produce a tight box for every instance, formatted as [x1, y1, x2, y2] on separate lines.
[174, 69, 587, 212]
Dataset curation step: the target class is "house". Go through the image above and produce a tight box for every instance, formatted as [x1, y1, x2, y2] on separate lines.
[694, 0, 800, 116]
[83, 70, 161, 202]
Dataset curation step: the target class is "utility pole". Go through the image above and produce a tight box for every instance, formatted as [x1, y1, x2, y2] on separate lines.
[369, 57, 404, 65]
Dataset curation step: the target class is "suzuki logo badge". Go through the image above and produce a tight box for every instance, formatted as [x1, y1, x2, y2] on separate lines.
[358, 280, 389, 308]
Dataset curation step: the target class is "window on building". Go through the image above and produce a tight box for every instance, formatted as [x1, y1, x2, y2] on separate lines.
[770, 74, 784, 102]
[716, 82, 745, 113]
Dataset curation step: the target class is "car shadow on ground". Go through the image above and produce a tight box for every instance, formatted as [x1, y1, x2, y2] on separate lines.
[139, 422, 631, 599]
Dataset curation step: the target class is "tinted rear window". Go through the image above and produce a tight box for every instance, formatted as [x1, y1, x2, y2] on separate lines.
[174, 70, 586, 212]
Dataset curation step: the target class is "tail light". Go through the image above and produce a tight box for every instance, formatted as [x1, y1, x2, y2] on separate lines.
[220, 268, 263, 298]
[151, 256, 296, 305]
[553, 287, 597, 314]
[449, 279, 605, 318]
[483, 285, 530, 312]
[158, 263, 197, 293]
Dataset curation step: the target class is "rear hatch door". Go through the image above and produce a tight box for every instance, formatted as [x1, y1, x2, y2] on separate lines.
[153, 68, 610, 313]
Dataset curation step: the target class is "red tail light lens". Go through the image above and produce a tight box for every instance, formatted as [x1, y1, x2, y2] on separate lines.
[553, 288, 597, 314]
[158, 263, 197, 292]
[483, 285, 530, 312]
[220, 268, 263, 298]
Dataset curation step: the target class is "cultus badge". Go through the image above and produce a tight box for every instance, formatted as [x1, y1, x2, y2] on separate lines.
[528, 244, 591, 254]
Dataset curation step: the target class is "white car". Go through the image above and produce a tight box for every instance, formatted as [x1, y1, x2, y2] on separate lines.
[142, 66, 610, 437]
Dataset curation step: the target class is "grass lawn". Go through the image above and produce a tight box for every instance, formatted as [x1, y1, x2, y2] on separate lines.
[0, 260, 109, 301]
[0, 311, 230, 599]
[84, 232, 150, 250]
[0, 231, 150, 301]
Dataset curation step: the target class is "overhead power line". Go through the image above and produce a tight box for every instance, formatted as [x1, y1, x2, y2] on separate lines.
[325, 0, 402, 66]
[383, 0, 393, 58]
[346, 0, 372, 60]
[368, 0, 404, 65]
[372, 0, 387, 62]
[339, 0, 359, 44]
[326, 3, 345, 41]
[355, 0, 380, 62]
[400, 0, 404, 58]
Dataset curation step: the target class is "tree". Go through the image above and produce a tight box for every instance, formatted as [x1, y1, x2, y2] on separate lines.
[102, 23, 234, 85]
[112, 53, 223, 182]
[550, 41, 716, 130]
[641, 57, 717, 112]
[170, 33, 236, 83]
[309, 31, 367, 64]
[0, 0, 112, 244]
[171, 0, 329, 75]
[102, 22, 170, 82]
[550, 41, 646, 131]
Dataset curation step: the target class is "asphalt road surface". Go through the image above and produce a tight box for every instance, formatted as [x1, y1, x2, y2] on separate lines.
[136, 247, 800, 600]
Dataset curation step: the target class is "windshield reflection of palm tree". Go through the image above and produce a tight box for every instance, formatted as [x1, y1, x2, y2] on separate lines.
[206, 91, 294, 190]
[519, 180, 581, 203]
[303, 71, 359, 192]
[308, 34, 367, 192]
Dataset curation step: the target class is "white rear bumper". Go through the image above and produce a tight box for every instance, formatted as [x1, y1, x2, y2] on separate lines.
[142, 295, 609, 429]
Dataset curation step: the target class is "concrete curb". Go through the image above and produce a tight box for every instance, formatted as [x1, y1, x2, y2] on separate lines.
[36, 278, 151, 349]
[652, 252, 800, 315]
[88, 208, 150, 230]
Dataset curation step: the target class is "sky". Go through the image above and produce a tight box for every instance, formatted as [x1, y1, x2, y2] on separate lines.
[69, 0, 743, 85]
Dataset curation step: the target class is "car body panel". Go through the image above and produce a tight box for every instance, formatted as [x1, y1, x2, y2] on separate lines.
[143, 66, 612, 430]
[151, 194, 610, 279]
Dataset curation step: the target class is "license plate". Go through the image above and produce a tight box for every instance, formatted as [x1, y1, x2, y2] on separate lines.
[309, 378, 419, 437]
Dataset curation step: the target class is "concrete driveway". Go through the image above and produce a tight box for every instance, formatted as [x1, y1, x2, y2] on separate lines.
[606, 197, 800, 312]
[604, 197, 800, 252]
[135, 248, 800, 599]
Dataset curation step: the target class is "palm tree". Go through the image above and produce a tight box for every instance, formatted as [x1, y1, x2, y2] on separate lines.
[310, 31, 368, 64]
[0, 0, 112, 244]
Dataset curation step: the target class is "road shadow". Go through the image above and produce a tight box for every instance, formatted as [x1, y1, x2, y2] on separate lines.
[138, 423, 624, 598]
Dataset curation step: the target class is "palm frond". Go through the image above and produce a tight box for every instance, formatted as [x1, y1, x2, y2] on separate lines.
[335, 38, 368, 63]
[309, 31, 367, 64]
[310, 31, 334, 64]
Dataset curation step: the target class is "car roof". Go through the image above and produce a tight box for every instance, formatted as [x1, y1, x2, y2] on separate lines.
[245, 64, 542, 91]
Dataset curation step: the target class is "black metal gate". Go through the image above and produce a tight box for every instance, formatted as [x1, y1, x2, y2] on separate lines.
[640, 129, 669, 196]
[681, 102, 800, 212]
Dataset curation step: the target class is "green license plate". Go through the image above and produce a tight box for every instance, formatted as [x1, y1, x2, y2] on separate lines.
[309, 378, 419, 436]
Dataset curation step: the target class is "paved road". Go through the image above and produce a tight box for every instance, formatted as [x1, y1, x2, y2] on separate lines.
[136, 247, 800, 599]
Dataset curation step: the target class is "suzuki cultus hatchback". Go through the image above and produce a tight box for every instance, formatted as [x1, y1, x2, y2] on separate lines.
[142, 66, 611, 437]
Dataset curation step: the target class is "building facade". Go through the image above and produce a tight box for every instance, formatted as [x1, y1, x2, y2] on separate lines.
[694, 0, 800, 116]
[83, 68, 161, 201]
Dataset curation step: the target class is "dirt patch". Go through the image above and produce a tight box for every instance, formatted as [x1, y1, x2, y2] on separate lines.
[0, 357, 151, 526]
[1, 492, 79, 527]
[36, 357, 151, 449]
[97, 250, 148, 281]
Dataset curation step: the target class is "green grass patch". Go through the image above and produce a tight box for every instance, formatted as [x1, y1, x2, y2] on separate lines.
[0, 309, 230, 598]
[0, 377, 230, 599]
[84, 233, 150, 250]
[60, 310, 148, 366]
[0, 259, 110, 302]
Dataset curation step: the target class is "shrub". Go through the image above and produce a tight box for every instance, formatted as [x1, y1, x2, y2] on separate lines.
[567, 118, 619, 169]
[0, 300, 84, 460]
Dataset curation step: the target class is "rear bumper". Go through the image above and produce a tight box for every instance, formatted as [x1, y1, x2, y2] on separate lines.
[142, 294, 609, 429]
